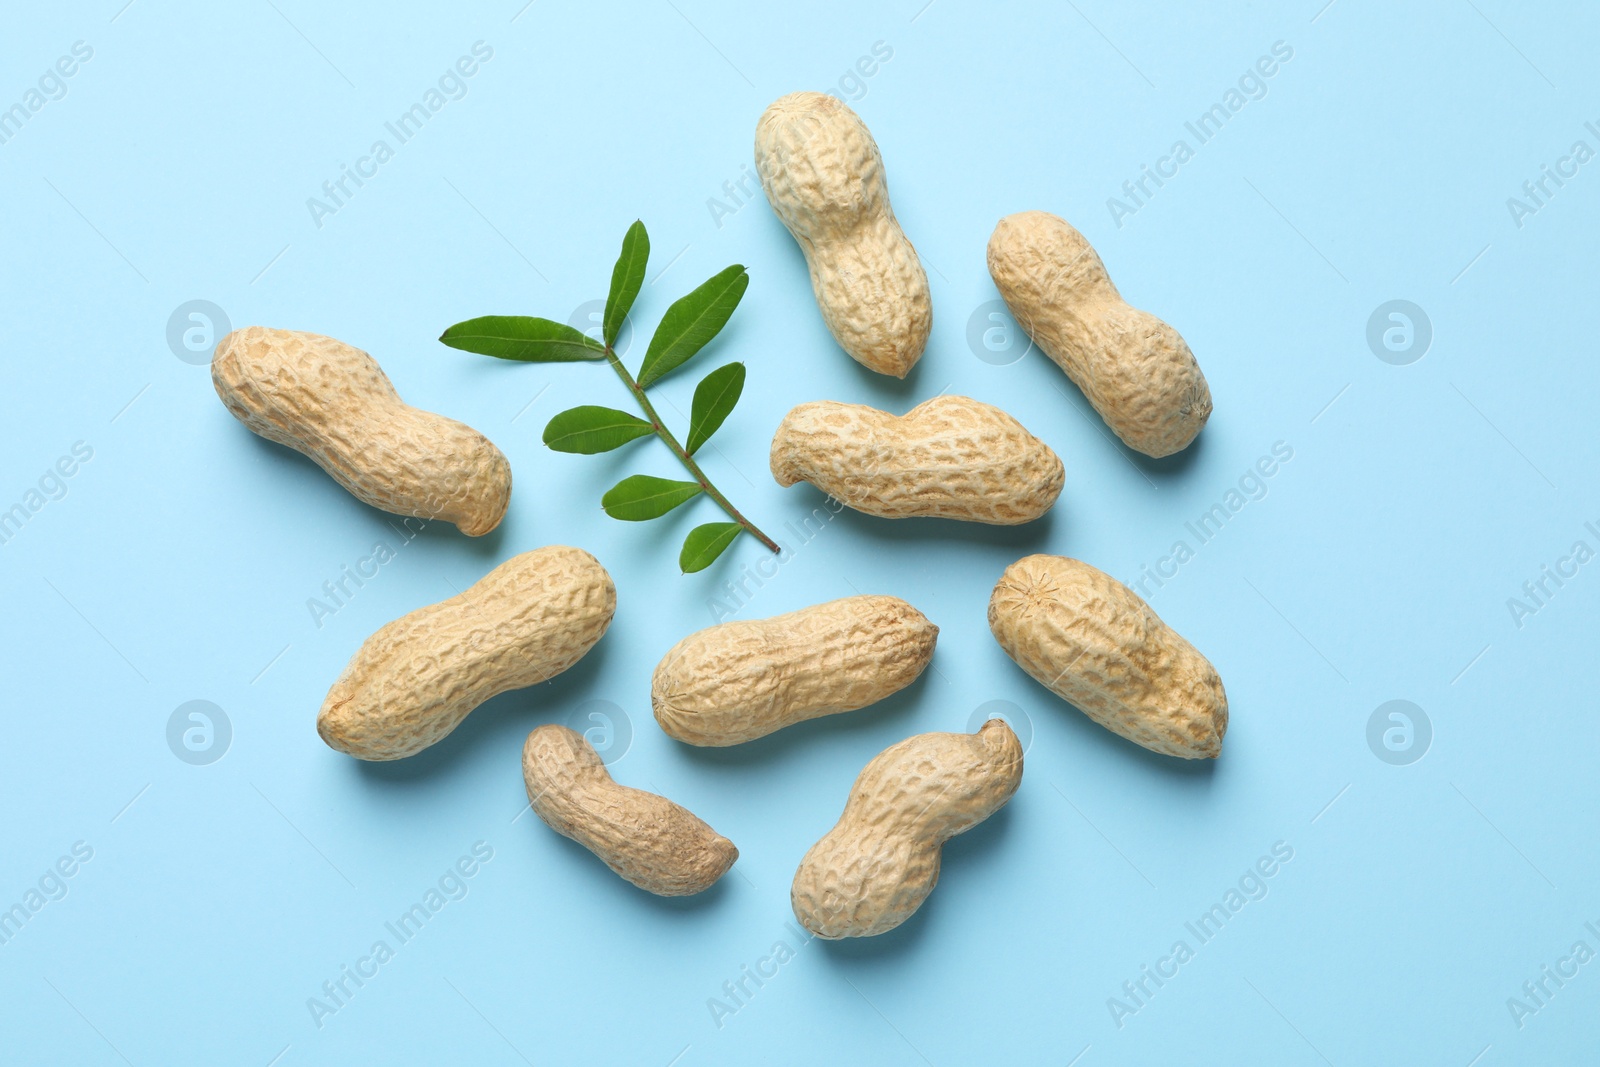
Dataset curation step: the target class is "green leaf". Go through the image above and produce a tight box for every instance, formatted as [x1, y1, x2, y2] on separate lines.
[636, 265, 748, 387]
[439, 316, 605, 362]
[543, 406, 655, 454]
[685, 362, 745, 455]
[680, 522, 743, 573]
[601, 475, 702, 521]
[604, 221, 649, 349]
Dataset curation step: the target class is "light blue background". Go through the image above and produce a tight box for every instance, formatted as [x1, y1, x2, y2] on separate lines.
[2, 0, 1596, 1063]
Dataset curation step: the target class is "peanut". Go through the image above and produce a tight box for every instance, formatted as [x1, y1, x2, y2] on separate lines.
[986, 211, 1211, 458]
[791, 719, 1023, 938]
[755, 91, 931, 378]
[318, 547, 615, 760]
[988, 554, 1227, 759]
[523, 725, 737, 896]
[769, 395, 1063, 524]
[652, 596, 937, 746]
[213, 326, 511, 536]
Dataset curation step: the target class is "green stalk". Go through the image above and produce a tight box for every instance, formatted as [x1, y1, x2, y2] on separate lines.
[603, 346, 779, 554]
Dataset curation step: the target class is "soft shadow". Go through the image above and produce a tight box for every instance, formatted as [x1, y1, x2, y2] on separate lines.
[1044, 371, 1209, 484]
[674, 663, 935, 770]
[816, 804, 1017, 962]
[753, 210, 925, 402]
[1040, 686, 1223, 783]
[844, 349, 924, 402]
[814, 898, 933, 959]
[793, 491, 1062, 551]
[351, 634, 617, 784]
[1128, 428, 1206, 480]
[454, 513, 510, 563]
[235, 430, 511, 557]
[534, 832, 736, 916]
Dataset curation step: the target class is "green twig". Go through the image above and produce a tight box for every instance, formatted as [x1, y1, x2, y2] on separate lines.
[602, 346, 779, 553]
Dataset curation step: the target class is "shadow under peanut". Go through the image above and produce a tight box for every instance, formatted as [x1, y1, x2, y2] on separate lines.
[1127, 422, 1207, 480]
[995, 653, 1223, 784]
[532, 830, 737, 915]
[233, 429, 510, 560]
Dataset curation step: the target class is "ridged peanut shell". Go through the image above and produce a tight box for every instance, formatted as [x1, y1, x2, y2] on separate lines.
[791, 719, 1023, 938]
[213, 326, 511, 535]
[988, 554, 1227, 758]
[318, 547, 615, 760]
[770, 395, 1063, 524]
[987, 212, 1211, 458]
[523, 725, 737, 896]
[652, 595, 937, 746]
[755, 91, 931, 377]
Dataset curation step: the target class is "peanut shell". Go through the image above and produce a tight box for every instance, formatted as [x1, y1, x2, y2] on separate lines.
[791, 719, 1023, 938]
[988, 554, 1227, 758]
[523, 724, 737, 896]
[770, 395, 1063, 524]
[652, 595, 937, 747]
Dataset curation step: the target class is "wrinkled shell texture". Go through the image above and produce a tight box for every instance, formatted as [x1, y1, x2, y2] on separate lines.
[652, 595, 938, 746]
[988, 554, 1227, 759]
[318, 547, 616, 761]
[523, 725, 738, 896]
[791, 719, 1023, 938]
[987, 211, 1211, 458]
[770, 395, 1064, 524]
[755, 92, 931, 378]
[212, 326, 512, 535]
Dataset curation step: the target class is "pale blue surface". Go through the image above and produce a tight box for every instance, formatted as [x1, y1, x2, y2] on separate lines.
[2, 1, 1597, 1063]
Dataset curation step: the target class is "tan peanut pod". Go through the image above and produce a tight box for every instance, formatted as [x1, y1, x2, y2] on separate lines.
[754, 91, 931, 378]
[522, 725, 738, 896]
[651, 596, 937, 747]
[770, 395, 1063, 525]
[986, 211, 1211, 458]
[791, 719, 1023, 939]
[318, 547, 615, 760]
[988, 554, 1227, 759]
[213, 326, 511, 536]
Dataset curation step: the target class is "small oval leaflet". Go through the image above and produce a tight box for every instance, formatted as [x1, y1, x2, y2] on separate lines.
[544, 405, 655, 454]
[439, 315, 606, 362]
[687, 363, 746, 455]
[638, 265, 749, 387]
[602, 475, 703, 521]
[681, 522, 744, 572]
[605, 221, 649, 349]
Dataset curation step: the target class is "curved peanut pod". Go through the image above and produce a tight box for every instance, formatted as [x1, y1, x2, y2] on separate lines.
[318, 547, 615, 760]
[523, 725, 738, 896]
[770, 395, 1063, 524]
[755, 91, 931, 378]
[987, 212, 1211, 458]
[792, 719, 1023, 938]
[652, 596, 937, 746]
[988, 554, 1227, 759]
[213, 326, 512, 535]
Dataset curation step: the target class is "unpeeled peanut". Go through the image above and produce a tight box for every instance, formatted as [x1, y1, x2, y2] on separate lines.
[755, 91, 931, 378]
[523, 724, 737, 896]
[770, 395, 1063, 524]
[652, 596, 937, 746]
[318, 547, 615, 760]
[987, 211, 1211, 458]
[213, 326, 511, 535]
[988, 554, 1227, 759]
[791, 719, 1023, 939]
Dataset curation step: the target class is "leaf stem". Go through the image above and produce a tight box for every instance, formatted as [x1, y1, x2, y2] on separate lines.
[602, 346, 780, 554]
